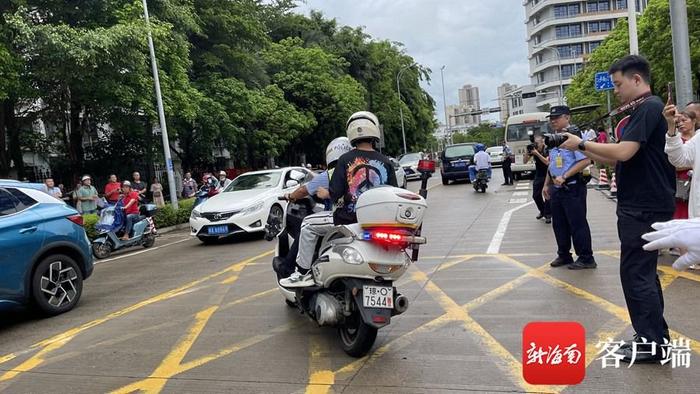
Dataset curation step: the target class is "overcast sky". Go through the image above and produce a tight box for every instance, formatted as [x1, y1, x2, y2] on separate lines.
[294, 0, 531, 124]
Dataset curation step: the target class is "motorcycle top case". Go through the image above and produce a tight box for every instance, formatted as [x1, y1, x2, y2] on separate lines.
[355, 186, 427, 229]
[140, 203, 158, 217]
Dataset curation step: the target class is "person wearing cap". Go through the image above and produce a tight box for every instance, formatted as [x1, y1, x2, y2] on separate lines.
[76, 175, 99, 215]
[543, 105, 596, 270]
[120, 181, 141, 240]
[217, 170, 232, 191]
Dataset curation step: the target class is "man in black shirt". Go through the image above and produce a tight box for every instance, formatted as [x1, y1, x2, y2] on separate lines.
[280, 111, 397, 287]
[561, 55, 675, 364]
[526, 135, 551, 223]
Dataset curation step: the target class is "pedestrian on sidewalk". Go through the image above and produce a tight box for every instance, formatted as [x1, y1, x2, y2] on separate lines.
[76, 175, 99, 215]
[526, 135, 551, 223]
[104, 174, 121, 205]
[542, 106, 595, 270]
[182, 172, 197, 199]
[41, 178, 62, 199]
[501, 141, 514, 186]
[663, 102, 699, 270]
[150, 177, 165, 207]
[560, 55, 675, 364]
[131, 171, 147, 202]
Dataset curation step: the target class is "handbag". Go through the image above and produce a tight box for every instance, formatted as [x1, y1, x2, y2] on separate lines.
[676, 178, 691, 201]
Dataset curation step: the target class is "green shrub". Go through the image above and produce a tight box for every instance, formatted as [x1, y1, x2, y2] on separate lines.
[82, 198, 195, 240]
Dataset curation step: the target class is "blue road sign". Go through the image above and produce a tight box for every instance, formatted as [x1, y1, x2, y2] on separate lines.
[595, 72, 614, 91]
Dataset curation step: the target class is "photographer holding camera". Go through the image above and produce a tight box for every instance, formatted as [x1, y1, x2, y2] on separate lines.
[526, 135, 551, 223]
[543, 106, 596, 270]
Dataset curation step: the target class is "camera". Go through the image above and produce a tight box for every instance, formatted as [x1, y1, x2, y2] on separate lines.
[526, 131, 536, 153]
[543, 133, 568, 149]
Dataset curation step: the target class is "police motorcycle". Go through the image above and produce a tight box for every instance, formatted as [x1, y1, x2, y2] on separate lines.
[91, 200, 158, 259]
[267, 186, 427, 357]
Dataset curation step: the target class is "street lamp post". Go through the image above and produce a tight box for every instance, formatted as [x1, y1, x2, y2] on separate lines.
[533, 45, 563, 106]
[142, 0, 178, 209]
[396, 63, 415, 155]
[440, 65, 450, 142]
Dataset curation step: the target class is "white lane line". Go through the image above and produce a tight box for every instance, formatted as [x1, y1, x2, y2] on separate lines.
[512, 191, 529, 196]
[487, 201, 535, 254]
[93, 237, 192, 265]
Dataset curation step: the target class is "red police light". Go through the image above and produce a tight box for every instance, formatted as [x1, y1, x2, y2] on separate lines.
[417, 159, 435, 173]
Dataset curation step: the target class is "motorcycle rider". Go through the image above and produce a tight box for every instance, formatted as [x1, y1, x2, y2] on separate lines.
[273, 137, 353, 277]
[280, 111, 397, 287]
[469, 143, 491, 183]
[217, 170, 232, 191]
[120, 181, 141, 241]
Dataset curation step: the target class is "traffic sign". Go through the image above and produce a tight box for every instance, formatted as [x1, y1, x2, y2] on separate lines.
[594, 72, 614, 91]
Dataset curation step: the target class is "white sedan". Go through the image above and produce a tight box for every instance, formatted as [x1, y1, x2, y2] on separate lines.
[190, 167, 314, 244]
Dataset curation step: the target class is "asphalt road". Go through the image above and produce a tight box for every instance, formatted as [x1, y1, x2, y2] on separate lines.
[1, 171, 700, 393]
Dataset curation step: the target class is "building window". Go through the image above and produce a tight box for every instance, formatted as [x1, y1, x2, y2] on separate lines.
[569, 4, 581, 15]
[599, 20, 612, 31]
[588, 1, 611, 13]
[589, 41, 602, 52]
[589, 21, 599, 33]
[555, 24, 582, 39]
[534, 34, 541, 45]
[569, 24, 582, 36]
[554, 5, 568, 18]
[557, 44, 584, 58]
[616, 0, 627, 8]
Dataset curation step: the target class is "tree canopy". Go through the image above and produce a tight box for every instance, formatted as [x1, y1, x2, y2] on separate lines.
[0, 0, 437, 183]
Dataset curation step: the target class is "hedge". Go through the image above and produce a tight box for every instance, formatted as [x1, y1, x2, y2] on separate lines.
[82, 198, 196, 240]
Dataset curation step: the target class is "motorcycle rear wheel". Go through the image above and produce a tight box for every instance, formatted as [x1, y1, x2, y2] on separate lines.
[92, 241, 112, 259]
[338, 310, 378, 357]
[142, 233, 156, 248]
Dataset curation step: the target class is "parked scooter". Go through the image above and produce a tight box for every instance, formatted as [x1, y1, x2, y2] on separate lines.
[473, 169, 489, 193]
[92, 202, 158, 259]
[268, 187, 427, 357]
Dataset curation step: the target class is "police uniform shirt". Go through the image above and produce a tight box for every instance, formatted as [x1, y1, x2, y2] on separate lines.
[548, 147, 587, 188]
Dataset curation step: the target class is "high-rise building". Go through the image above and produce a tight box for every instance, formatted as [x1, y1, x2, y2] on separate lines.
[447, 84, 482, 131]
[524, 0, 649, 110]
[497, 83, 518, 122]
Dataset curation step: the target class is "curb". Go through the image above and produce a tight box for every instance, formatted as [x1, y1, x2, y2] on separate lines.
[156, 222, 191, 235]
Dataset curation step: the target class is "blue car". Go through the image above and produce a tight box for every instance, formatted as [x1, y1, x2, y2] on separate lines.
[0, 183, 93, 315]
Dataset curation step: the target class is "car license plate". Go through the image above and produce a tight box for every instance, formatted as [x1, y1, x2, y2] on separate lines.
[207, 225, 228, 235]
[454, 161, 467, 168]
[362, 285, 393, 309]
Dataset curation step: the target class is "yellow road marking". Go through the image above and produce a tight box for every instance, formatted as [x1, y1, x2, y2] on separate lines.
[112, 322, 300, 393]
[111, 306, 219, 394]
[658, 265, 700, 284]
[412, 269, 559, 393]
[304, 335, 335, 394]
[0, 354, 16, 366]
[0, 250, 273, 383]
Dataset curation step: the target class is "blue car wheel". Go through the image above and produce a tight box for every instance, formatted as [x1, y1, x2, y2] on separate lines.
[32, 254, 84, 315]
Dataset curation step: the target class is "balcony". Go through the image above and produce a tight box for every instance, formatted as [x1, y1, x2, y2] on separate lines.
[532, 54, 583, 75]
[528, 9, 627, 37]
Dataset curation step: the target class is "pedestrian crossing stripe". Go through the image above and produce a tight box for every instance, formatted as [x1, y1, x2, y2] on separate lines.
[512, 191, 529, 196]
[509, 198, 528, 204]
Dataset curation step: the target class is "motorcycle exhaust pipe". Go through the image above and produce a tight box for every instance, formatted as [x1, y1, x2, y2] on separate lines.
[393, 294, 409, 315]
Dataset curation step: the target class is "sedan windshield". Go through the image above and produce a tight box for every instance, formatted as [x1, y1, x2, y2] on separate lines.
[399, 153, 422, 165]
[225, 172, 281, 192]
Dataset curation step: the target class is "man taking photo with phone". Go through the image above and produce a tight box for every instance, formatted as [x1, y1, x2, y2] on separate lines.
[560, 55, 675, 364]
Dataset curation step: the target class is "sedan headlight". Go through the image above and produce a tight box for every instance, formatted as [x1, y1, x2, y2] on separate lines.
[190, 209, 201, 219]
[240, 201, 264, 216]
[341, 247, 364, 265]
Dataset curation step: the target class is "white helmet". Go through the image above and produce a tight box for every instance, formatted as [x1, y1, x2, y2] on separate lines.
[346, 111, 380, 145]
[325, 136, 353, 167]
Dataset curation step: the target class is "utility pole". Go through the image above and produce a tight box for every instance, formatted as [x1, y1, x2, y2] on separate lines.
[142, 0, 178, 209]
[440, 66, 450, 145]
[628, 0, 639, 55]
[396, 64, 415, 155]
[669, 0, 693, 108]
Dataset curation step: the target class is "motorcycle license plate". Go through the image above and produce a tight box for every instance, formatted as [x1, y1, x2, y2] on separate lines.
[207, 225, 228, 235]
[362, 285, 393, 309]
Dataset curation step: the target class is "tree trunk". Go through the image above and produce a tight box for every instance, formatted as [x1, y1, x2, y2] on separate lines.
[68, 100, 85, 179]
[0, 99, 8, 177]
[5, 97, 23, 179]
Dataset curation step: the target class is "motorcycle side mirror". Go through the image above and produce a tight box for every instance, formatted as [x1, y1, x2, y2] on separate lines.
[285, 180, 299, 188]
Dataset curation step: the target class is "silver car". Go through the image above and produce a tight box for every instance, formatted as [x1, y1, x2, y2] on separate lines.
[399, 152, 424, 181]
[486, 146, 504, 167]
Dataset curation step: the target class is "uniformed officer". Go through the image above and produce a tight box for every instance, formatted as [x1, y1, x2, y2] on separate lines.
[543, 106, 596, 270]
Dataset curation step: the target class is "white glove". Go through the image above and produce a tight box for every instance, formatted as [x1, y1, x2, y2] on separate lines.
[642, 218, 700, 271]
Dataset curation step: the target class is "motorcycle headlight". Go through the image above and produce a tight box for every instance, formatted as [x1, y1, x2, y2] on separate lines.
[240, 201, 264, 216]
[341, 247, 364, 265]
[190, 209, 201, 219]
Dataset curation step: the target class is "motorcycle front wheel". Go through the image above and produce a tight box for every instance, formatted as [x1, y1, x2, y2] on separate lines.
[92, 241, 112, 259]
[338, 310, 378, 357]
